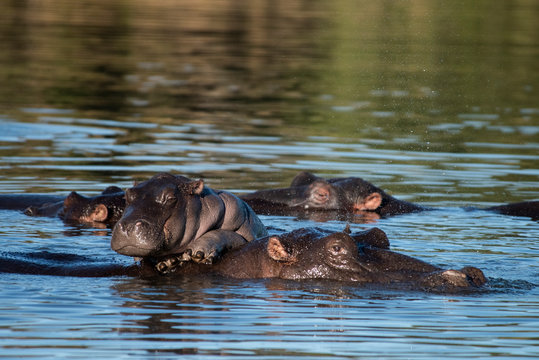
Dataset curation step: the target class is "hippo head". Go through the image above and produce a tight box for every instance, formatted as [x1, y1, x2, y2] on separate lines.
[329, 177, 385, 212]
[259, 226, 486, 290]
[290, 172, 385, 212]
[111, 173, 205, 258]
[60, 186, 125, 224]
[293, 179, 342, 210]
[266, 227, 387, 282]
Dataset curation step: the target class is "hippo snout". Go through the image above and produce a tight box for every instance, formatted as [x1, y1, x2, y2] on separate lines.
[111, 218, 163, 257]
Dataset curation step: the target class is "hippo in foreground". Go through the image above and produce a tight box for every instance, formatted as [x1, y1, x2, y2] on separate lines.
[148, 227, 487, 293]
[1, 224, 486, 292]
[111, 173, 268, 266]
[240, 171, 538, 220]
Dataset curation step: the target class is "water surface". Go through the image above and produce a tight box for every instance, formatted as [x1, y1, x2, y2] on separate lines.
[0, 1, 538, 359]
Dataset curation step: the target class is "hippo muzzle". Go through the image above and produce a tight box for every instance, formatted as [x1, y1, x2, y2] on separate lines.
[111, 218, 166, 257]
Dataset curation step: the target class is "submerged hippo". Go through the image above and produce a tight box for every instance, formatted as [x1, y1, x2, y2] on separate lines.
[485, 201, 539, 220]
[23, 186, 125, 225]
[111, 173, 268, 266]
[153, 227, 487, 292]
[240, 171, 425, 217]
[240, 171, 538, 220]
[2, 224, 486, 292]
[0, 194, 65, 212]
[0, 187, 125, 225]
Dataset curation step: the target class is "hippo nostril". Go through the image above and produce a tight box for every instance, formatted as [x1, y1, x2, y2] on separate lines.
[132, 219, 153, 235]
[135, 219, 150, 229]
[117, 221, 127, 232]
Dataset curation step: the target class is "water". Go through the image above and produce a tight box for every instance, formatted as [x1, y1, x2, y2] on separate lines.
[0, 1, 538, 358]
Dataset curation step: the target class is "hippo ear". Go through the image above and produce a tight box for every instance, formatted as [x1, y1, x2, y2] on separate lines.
[291, 171, 320, 187]
[181, 179, 204, 195]
[90, 204, 108, 222]
[356, 192, 382, 211]
[267, 236, 295, 263]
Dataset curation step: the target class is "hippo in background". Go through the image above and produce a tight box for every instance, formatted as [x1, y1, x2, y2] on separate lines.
[240, 171, 538, 221]
[111, 173, 268, 269]
[240, 171, 426, 217]
[484, 201, 539, 220]
[0, 194, 65, 212]
[146, 226, 487, 293]
[0, 187, 126, 226]
[24, 186, 125, 225]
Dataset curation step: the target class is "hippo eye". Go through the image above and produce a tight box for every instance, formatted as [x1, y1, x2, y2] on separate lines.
[328, 242, 346, 255]
[313, 190, 329, 203]
[159, 192, 177, 206]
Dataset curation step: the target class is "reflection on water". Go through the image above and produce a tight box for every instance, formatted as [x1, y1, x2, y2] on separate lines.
[0, 0, 538, 359]
[1, 270, 537, 358]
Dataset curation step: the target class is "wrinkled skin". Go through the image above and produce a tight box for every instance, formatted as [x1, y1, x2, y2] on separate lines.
[241, 171, 538, 220]
[3, 225, 486, 292]
[111, 173, 268, 266]
[23, 186, 126, 226]
[167, 227, 486, 292]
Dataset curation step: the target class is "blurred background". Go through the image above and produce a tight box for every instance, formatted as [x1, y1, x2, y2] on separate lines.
[0, 0, 537, 204]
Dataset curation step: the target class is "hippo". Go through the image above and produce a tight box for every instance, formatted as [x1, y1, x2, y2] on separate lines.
[240, 171, 538, 220]
[111, 173, 268, 267]
[1, 224, 486, 292]
[240, 171, 425, 217]
[0, 252, 142, 278]
[150, 227, 487, 293]
[0, 194, 65, 212]
[484, 201, 539, 220]
[23, 186, 125, 225]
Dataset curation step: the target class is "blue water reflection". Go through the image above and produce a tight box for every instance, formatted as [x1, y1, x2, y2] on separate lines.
[0, 0, 538, 358]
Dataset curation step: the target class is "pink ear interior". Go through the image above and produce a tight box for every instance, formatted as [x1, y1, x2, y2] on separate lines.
[191, 179, 204, 195]
[91, 204, 109, 222]
[267, 236, 293, 262]
[354, 192, 382, 211]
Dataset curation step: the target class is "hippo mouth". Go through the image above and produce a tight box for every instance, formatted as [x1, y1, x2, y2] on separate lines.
[111, 223, 169, 258]
[111, 243, 156, 257]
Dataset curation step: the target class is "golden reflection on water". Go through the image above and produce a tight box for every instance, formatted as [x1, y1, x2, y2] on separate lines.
[1, 1, 537, 199]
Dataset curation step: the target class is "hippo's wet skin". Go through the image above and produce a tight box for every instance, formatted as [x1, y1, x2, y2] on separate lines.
[0, 194, 65, 212]
[111, 173, 268, 266]
[23, 186, 125, 226]
[241, 171, 538, 220]
[484, 201, 539, 220]
[154, 227, 487, 292]
[2, 221, 486, 292]
[240, 171, 425, 217]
